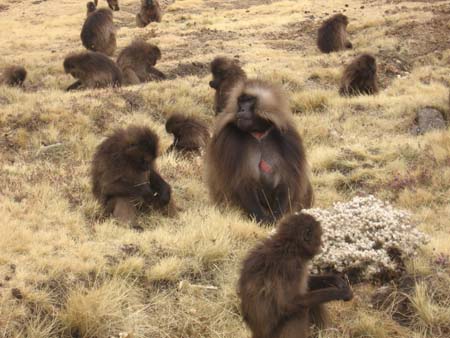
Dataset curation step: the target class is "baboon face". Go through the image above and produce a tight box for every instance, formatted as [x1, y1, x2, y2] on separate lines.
[235, 94, 271, 133]
[286, 214, 323, 257]
[364, 55, 377, 74]
[63, 60, 82, 78]
[107, 0, 120, 11]
[145, 0, 154, 6]
[124, 131, 158, 171]
[148, 46, 161, 65]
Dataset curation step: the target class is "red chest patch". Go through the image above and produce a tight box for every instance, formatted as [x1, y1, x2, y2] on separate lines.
[259, 159, 272, 174]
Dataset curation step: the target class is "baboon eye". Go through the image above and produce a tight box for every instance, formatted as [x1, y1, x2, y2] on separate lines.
[304, 228, 312, 241]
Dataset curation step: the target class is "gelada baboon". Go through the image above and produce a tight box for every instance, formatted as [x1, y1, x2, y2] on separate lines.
[92, 125, 172, 228]
[206, 79, 313, 224]
[209, 56, 247, 114]
[106, 0, 120, 11]
[165, 114, 210, 154]
[0, 66, 27, 87]
[117, 40, 166, 85]
[317, 14, 352, 53]
[81, 8, 117, 56]
[63, 51, 122, 91]
[339, 54, 378, 96]
[238, 213, 353, 338]
[86, 0, 98, 16]
[136, 0, 162, 27]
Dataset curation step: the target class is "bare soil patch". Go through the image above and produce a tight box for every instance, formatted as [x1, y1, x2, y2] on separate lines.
[167, 61, 209, 78]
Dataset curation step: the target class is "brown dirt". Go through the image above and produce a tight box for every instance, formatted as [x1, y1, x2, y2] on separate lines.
[263, 20, 317, 51]
[167, 61, 209, 78]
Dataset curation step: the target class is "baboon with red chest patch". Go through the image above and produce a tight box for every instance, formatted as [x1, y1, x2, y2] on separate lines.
[117, 40, 166, 85]
[317, 14, 352, 53]
[238, 212, 353, 338]
[206, 79, 314, 224]
[91, 125, 172, 229]
[136, 0, 162, 27]
[81, 8, 117, 56]
[209, 56, 247, 115]
[339, 54, 378, 96]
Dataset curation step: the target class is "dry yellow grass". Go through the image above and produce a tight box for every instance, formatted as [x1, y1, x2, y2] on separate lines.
[0, 0, 449, 337]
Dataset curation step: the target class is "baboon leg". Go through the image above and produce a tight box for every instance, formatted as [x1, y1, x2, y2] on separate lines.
[66, 80, 83, 91]
[274, 315, 309, 338]
[238, 187, 271, 223]
[112, 197, 139, 227]
[148, 67, 166, 80]
[273, 183, 289, 220]
[123, 68, 141, 85]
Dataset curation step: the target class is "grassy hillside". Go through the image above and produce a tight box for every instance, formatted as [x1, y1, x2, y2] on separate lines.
[1, 0, 450, 337]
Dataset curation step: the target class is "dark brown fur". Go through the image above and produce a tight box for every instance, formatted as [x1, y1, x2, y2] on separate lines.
[91, 125, 172, 228]
[1, 66, 27, 87]
[339, 54, 378, 96]
[317, 14, 352, 53]
[63, 51, 122, 91]
[81, 8, 117, 56]
[117, 40, 166, 85]
[136, 0, 162, 27]
[238, 213, 353, 338]
[205, 79, 313, 224]
[209, 56, 247, 114]
[165, 114, 210, 154]
[86, 0, 98, 16]
[106, 0, 119, 11]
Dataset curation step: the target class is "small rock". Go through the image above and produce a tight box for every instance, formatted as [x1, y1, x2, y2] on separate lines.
[411, 107, 446, 135]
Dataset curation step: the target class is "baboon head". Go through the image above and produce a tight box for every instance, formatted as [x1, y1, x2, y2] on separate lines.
[121, 126, 158, 172]
[147, 45, 162, 66]
[209, 57, 241, 89]
[87, 1, 97, 14]
[63, 55, 83, 78]
[145, 0, 154, 6]
[334, 13, 349, 26]
[359, 54, 377, 75]
[278, 213, 323, 259]
[107, 0, 120, 11]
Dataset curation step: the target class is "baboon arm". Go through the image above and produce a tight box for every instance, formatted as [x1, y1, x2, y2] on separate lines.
[148, 66, 166, 80]
[66, 80, 82, 91]
[282, 287, 348, 318]
[308, 274, 345, 290]
[273, 183, 289, 219]
[103, 179, 154, 199]
[148, 169, 171, 206]
[237, 186, 270, 223]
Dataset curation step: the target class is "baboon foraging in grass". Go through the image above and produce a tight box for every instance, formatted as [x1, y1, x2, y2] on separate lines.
[238, 213, 353, 338]
[206, 79, 313, 224]
[317, 14, 352, 53]
[136, 0, 162, 27]
[63, 51, 122, 91]
[165, 114, 210, 154]
[209, 56, 247, 114]
[339, 54, 378, 96]
[0, 66, 27, 87]
[86, 0, 97, 16]
[91, 126, 172, 228]
[106, 0, 120, 11]
[117, 40, 166, 85]
[81, 8, 117, 56]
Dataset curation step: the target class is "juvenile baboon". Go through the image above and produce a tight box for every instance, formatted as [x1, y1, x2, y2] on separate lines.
[106, 0, 120, 11]
[63, 51, 122, 91]
[86, 0, 98, 16]
[136, 0, 162, 27]
[91, 125, 172, 228]
[339, 54, 378, 96]
[117, 41, 166, 85]
[238, 213, 353, 338]
[317, 14, 352, 53]
[206, 79, 313, 224]
[0, 66, 27, 87]
[209, 56, 247, 114]
[165, 114, 210, 154]
[81, 8, 117, 56]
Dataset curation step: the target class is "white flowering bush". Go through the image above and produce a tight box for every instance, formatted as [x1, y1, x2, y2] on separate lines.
[304, 195, 428, 281]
